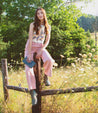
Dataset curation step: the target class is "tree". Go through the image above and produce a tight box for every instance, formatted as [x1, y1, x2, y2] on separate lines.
[77, 15, 95, 32]
[0, 0, 95, 64]
[0, 0, 63, 62]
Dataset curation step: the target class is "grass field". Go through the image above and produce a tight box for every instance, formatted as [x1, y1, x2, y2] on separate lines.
[0, 60, 98, 113]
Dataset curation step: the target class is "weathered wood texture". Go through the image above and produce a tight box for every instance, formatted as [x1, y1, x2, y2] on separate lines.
[41, 86, 98, 96]
[6, 85, 98, 96]
[1, 59, 9, 101]
[32, 53, 41, 113]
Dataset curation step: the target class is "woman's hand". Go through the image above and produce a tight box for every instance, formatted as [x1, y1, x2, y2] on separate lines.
[26, 54, 32, 63]
[36, 48, 43, 59]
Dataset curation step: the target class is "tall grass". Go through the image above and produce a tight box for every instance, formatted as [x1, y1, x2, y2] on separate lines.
[0, 62, 98, 113]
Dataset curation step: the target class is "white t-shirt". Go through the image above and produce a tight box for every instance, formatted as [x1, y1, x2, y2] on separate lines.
[32, 25, 46, 43]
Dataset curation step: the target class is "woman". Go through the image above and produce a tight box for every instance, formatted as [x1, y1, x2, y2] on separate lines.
[24, 8, 54, 105]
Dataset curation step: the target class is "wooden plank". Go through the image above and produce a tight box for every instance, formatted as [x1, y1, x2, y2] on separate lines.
[1, 59, 9, 101]
[6, 85, 29, 93]
[41, 86, 98, 96]
[6, 85, 98, 96]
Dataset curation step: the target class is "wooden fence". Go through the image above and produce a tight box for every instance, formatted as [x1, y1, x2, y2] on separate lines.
[1, 54, 98, 113]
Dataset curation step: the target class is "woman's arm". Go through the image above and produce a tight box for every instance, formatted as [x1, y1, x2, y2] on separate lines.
[28, 23, 34, 60]
[42, 25, 51, 49]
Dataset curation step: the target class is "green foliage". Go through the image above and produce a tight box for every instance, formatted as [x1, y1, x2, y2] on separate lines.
[48, 5, 88, 64]
[85, 30, 91, 37]
[0, 0, 64, 62]
[0, 0, 96, 65]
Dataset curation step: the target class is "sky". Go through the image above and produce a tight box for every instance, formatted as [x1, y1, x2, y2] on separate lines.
[74, 0, 98, 16]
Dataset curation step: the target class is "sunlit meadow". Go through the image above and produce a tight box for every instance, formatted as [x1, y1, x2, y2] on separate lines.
[0, 43, 98, 113]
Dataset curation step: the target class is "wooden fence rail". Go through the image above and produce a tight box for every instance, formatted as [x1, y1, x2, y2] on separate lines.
[6, 85, 98, 95]
[1, 57, 98, 113]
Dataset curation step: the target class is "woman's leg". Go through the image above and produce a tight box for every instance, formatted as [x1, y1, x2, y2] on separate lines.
[25, 49, 37, 105]
[25, 65, 36, 90]
[41, 49, 55, 77]
[41, 49, 55, 86]
[24, 41, 39, 105]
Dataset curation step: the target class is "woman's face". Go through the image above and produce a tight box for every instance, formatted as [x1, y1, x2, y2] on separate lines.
[37, 10, 44, 20]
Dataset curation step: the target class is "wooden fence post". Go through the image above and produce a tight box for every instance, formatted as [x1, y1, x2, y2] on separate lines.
[1, 59, 9, 101]
[32, 53, 41, 113]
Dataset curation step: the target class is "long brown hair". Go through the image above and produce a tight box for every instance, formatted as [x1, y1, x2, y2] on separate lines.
[33, 8, 49, 35]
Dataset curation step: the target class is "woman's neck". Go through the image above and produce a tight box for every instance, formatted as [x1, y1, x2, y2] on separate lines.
[40, 20, 44, 25]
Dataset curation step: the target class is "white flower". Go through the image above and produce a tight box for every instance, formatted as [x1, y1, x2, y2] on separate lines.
[86, 44, 90, 48]
[67, 58, 70, 61]
[79, 68, 84, 72]
[19, 53, 22, 55]
[79, 53, 82, 56]
[11, 59, 13, 62]
[60, 55, 64, 58]
[91, 48, 95, 52]
[71, 63, 75, 68]
[88, 58, 91, 61]
[77, 58, 80, 61]
[82, 54, 87, 58]
[88, 53, 92, 57]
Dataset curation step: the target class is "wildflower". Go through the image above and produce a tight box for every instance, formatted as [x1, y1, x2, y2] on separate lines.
[16, 61, 19, 64]
[67, 58, 70, 61]
[82, 54, 87, 58]
[66, 66, 70, 69]
[77, 58, 80, 61]
[79, 68, 84, 72]
[91, 48, 95, 52]
[60, 55, 64, 58]
[86, 44, 90, 49]
[88, 58, 91, 61]
[8, 63, 10, 66]
[20, 53, 22, 56]
[88, 53, 92, 57]
[94, 55, 98, 60]
[79, 53, 82, 57]
[71, 63, 75, 68]
[95, 78, 97, 80]
[53, 62, 58, 67]
[72, 90, 74, 93]
[11, 59, 13, 62]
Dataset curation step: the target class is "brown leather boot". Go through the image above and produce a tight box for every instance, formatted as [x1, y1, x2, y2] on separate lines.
[44, 75, 51, 86]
